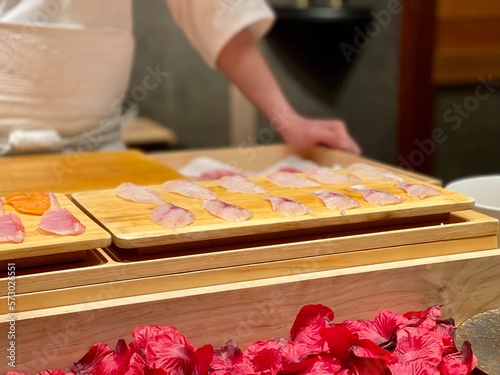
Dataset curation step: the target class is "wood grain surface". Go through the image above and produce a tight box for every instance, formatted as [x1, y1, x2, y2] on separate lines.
[0, 194, 111, 263]
[2, 248, 500, 373]
[72, 176, 474, 249]
[0, 149, 182, 195]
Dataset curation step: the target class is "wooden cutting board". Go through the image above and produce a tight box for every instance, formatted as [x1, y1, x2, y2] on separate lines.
[0, 194, 111, 264]
[0, 149, 182, 195]
[71, 175, 475, 249]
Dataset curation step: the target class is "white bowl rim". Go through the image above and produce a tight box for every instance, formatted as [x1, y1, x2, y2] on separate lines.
[446, 174, 500, 212]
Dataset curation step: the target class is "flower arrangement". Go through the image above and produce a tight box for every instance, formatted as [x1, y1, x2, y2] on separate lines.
[5, 304, 484, 375]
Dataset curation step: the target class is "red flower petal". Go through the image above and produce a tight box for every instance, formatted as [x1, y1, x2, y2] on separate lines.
[438, 341, 478, 375]
[404, 306, 443, 331]
[185, 344, 214, 375]
[290, 304, 334, 344]
[388, 360, 440, 375]
[321, 325, 358, 361]
[144, 340, 193, 371]
[70, 339, 136, 375]
[69, 342, 114, 374]
[244, 338, 286, 375]
[393, 327, 444, 365]
[349, 357, 389, 375]
[343, 310, 408, 348]
[132, 325, 196, 355]
[351, 339, 396, 363]
[210, 340, 244, 370]
[35, 372, 74, 375]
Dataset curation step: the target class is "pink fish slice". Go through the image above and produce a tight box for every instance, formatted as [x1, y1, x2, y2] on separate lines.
[116, 182, 165, 205]
[266, 171, 320, 189]
[163, 179, 217, 200]
[265, 196, 311, 217]
[0, 198, 25, 243]
[38, 193, 86, 235]
[218, 175, 268, 194]
[397, 182, 442, 199]
[349, 185, 404, 206]
[312, 190, 360, 215]
[150, 203, 195, 230]
[347, 163, 403, 182]
[202, 199, 253, 222]
[305, 167, 361, 185]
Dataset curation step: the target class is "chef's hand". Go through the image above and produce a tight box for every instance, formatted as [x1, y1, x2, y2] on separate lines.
[275, 113, 362, 155]
[217, 28, 362, 155]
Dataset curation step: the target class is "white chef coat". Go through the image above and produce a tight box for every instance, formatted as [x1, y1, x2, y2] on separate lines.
[0, 0, 275, 154]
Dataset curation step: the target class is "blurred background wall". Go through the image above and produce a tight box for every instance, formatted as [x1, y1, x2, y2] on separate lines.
[128, 0, 500, 184]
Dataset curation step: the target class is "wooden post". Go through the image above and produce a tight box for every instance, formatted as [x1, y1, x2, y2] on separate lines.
[397, 0, 437, 174]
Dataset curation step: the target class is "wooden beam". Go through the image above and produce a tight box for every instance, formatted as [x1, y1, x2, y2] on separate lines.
[397, 0, 437, 174]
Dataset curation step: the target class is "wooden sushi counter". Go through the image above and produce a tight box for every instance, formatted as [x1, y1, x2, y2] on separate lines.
[0, 145, 499, 373]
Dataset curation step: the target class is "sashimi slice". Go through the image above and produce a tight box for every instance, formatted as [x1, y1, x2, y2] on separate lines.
[5, 192, 51, 215]
[116, 182, 165, 205]
[0, 198, 25, 243]
[202, 199, 252, 222]
[197, 169, 245, 181]
[397, 182, 442, 199]
[347, 163, 403, 182]
[163, 179, 216, 200]
[349, 185, 404, 206]
[38, 193, 86, 235]
[305, 167, 361, 185]
[312, 190, 361, 215]
[266, 171, 320, 189]
[265, 196, 311, 217]
[150, 203, 195, 230]
[218, 175, 268, 194]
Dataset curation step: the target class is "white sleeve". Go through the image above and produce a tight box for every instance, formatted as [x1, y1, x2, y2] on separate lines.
[165, 0, 275, 68]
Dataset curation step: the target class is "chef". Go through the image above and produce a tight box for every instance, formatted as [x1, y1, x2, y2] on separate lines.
[0, 0, 361, 155]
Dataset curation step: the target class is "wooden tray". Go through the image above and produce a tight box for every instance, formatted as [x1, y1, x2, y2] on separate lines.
[71, 175, 474, 250]
[0, 149, 182, 195]
[0, 194, 111, 267]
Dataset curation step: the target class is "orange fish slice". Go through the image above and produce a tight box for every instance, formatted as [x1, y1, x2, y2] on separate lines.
[5, 192, 51, 215]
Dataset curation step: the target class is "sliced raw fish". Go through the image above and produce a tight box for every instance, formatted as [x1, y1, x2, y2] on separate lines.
[265, 196, 311, 217]
[349, 185, 404, 206]
[312, 190, 360, 215]
[0, 198, 25, 243]
[347, 163, 403, 182]
[202, 199, 252, 222]
[163, 179, 216, 200]
[218, 175, 268, 194]
[266, 171, 320, 189]
[39, 193, 86, 235]
[116, 182, 165, 205]
[150, 203, 195, 230]
[305, 167, 361, 185]
[198, 169, 245, 181]
[397, 182, 442, 199]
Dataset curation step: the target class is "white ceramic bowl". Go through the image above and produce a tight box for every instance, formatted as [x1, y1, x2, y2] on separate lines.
[446, 175, 500, 228]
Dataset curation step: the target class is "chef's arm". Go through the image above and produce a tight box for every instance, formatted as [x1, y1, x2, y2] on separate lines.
[217, 28, 361, 154]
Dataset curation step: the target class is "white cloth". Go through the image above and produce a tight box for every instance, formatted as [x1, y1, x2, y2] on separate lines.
[0, 0, 275, 154]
